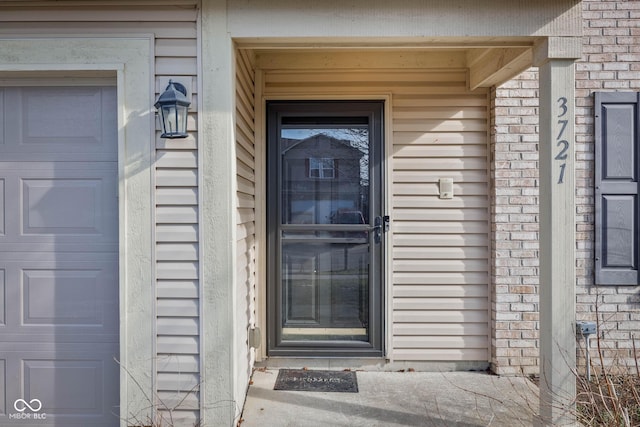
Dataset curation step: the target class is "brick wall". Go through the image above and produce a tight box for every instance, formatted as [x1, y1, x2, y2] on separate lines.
[490, 72, 541, 376]
[491, 0, 640, 375]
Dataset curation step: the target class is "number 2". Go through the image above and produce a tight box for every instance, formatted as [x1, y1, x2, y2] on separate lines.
[555, 140, 569, 161]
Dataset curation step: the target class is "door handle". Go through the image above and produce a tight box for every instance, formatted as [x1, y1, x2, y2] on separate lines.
[370, 216, 389, 244]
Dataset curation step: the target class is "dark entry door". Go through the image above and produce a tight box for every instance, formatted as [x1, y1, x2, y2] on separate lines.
[267, 101, 384, 357]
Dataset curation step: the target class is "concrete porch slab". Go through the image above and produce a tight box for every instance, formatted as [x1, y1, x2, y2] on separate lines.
[240, 369, 540, 427]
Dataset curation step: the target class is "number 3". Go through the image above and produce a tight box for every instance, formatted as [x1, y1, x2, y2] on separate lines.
[557, 97, 567, 118]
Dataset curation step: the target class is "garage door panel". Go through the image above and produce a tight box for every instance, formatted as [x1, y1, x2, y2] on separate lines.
[0, 333, 119, 344]
[0, 358, 5, 415]
[22, 178, 109, 236]
[0, 269, 4, 326]
[24, 359, 107, 415]
[2, 175, 18, 240]
[21, 87, 107, 142]
[0, 178, 4, 236]
[0, 244, 118, 253]
[23, 269, 110, 327]
[0, 87, 117, 160]
[0, 260, 118, 335]
[0, 349, 119, 426]
[0, 253, 118, 263]
[0, 163, 117, 245]
[3, 265, 18, 328]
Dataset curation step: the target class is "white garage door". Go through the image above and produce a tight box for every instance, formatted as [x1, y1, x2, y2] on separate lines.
[0, 85, 119, 426]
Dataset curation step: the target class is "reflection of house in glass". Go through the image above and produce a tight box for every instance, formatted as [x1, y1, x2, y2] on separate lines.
[281, 132, 369, 225]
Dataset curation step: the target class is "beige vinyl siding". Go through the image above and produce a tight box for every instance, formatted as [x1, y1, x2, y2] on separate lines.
[263, 70, 469, 96]
[235, 48, 256, 410]
[392, 93, 489, 361]
[259, 51, 490, 362]
[0, 4, 201, 424]
[152, 8, 200, 422]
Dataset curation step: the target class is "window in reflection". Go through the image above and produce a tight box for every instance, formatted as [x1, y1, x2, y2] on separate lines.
[281, 128, 370, 226]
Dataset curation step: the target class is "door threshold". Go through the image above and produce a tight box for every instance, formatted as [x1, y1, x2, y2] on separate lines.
[255, 357, 388, 371]
[255, 358, 491, 372]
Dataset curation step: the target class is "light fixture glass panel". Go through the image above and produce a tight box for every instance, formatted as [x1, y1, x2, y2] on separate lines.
[162, 105, 178, 135]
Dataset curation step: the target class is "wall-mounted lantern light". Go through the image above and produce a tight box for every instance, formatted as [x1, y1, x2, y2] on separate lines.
[155, 80, 191, 138]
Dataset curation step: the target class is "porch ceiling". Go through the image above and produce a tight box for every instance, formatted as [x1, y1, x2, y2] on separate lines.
[247, 40, 539, 90]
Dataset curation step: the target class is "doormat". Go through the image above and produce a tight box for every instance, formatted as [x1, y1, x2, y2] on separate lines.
[273, 369, 358, 393]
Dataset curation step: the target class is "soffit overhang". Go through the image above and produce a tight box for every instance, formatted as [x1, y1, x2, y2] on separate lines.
[1, 0, 582, 88]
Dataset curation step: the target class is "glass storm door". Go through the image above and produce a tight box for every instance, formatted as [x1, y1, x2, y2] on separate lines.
[267, 101, 385, 357]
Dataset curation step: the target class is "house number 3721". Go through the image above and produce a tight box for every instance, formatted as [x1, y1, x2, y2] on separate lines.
[555, 97, 569, 184]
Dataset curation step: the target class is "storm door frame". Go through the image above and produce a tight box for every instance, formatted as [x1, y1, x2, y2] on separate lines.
[266, 100, 385, 357]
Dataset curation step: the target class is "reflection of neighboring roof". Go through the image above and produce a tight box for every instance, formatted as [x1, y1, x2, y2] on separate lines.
[281, 133, 368, 155]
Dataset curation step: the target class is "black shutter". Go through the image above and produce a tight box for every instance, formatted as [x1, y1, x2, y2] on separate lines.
[595, 92, 640, 285]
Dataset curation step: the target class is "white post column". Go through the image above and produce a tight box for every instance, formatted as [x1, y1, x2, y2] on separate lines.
[534, 37, 581, 427]
[200, 0, 237, 425]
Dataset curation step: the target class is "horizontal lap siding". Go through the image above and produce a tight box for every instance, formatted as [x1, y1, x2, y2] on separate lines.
[153, 9, 200, 424]
[262, 61, 490, 363]
[263, 70, 469, 96]
[235, 48, 256, 413]
[0, 5, 201, 425]
[392, 93, 489, 362]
